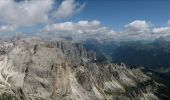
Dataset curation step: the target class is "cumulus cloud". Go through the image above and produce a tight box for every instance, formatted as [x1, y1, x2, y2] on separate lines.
[0, 0, 53, 26]
[124, 20, 151, 35]
[121, 20, 170, 41]
[0, 25, 17, 32]
[111, 20, 154, 41]
[1, 0, 170, 42]
[41, 20, 117, 41]
[33, 20, 170, 41]
[0, 0, 84, 27]
[168, 20, 170, 26]
[53, 0, 85, 19]
[153, 27, 170, 34]
[152, 20, 170, 34]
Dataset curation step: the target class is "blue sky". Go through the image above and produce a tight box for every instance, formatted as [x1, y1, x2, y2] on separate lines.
[1, 0, 170, 31]
[0, 0, 170, 41]
[70, 0, 170, 30]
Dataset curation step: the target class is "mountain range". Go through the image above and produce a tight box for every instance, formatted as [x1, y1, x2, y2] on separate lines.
[0, 37, 165, 100]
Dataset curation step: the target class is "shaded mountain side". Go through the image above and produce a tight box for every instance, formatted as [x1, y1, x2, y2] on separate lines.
[142, 69, 170, 100]
[0, 37, 159, 100]
[83, 39, 170, 99]
[83, 39, 118, 63]
[112, 41, 170, 70]
[83, 39, 170, 74]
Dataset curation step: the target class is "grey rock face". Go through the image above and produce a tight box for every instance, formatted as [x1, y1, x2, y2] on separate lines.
[0, 38, 158, 100]
[54, 41, 96, 66]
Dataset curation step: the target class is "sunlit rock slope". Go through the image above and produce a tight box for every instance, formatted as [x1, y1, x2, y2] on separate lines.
[0, 37, 158, 100]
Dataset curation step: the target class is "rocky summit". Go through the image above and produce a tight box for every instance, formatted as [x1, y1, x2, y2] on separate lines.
[0, 37, 158, 100]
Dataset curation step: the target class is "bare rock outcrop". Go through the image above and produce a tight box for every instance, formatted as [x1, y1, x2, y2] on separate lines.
[0, 38, 158, 100]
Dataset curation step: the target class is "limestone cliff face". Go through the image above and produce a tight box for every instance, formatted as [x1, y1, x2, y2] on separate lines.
[54, 41, 96, 66]
[0, 38, 158, 100]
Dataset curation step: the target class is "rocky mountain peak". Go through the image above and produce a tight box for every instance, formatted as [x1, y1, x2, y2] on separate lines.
[0, 37, 158, 100]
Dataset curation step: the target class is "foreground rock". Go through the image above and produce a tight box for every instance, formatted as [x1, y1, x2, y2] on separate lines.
[0, 38, 158, 100]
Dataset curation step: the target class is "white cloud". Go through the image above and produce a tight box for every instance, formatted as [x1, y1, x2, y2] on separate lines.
[168, 20, 170, 26]
[124, 20, 151, 34]
[0, 0, 53, 26]
[1, 1, 170, 42]
[41, 20, 117, 41]
[112, 20, 154, 41]
[121, 20, 170, 41]
[0, 25, 17, 32]
[53, 0, 85, 19]
[36, 19, 170, 42]
[153, 27, 170, 34]
[152, 20, 170, 34]
[0, 0, 84, 27]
